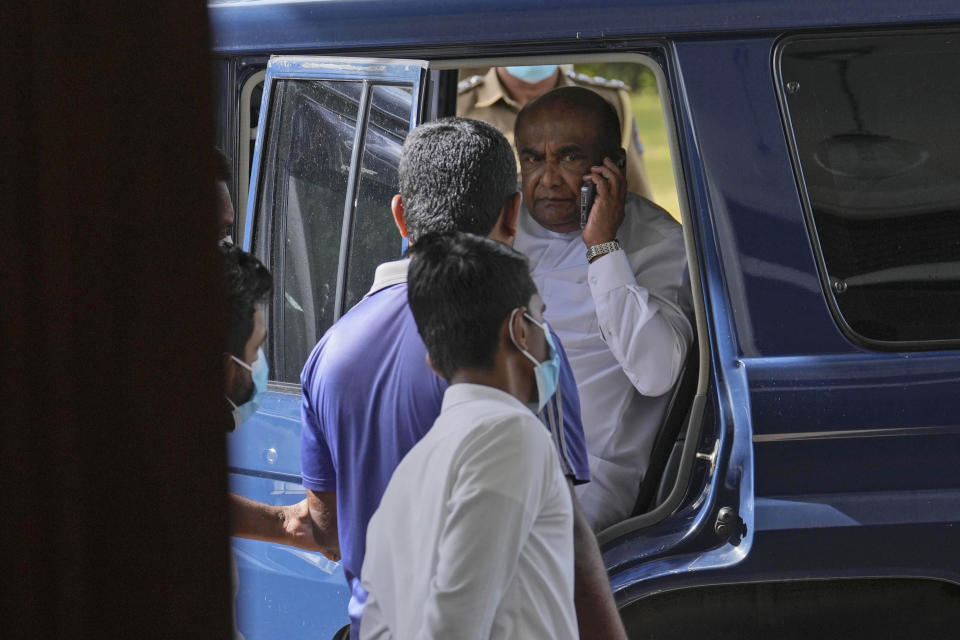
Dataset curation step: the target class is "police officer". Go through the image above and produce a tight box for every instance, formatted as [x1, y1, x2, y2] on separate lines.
[458, 65, 653, 199]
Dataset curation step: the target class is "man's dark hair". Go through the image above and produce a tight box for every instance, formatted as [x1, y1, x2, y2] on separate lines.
[399, 117, 517, 244]
[516, 86, 622, 158]
[407, 232, 536, 381]
[214, 147, 232, 183]
[221, 244, 272, 358]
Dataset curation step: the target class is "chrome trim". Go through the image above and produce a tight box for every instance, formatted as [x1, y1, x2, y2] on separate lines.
[267, 381, 301, 395]
[753, 424, 960, 443]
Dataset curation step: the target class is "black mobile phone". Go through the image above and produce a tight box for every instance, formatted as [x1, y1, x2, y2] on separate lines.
[580, 181, 596, 229]
[580, 154, 626, 228]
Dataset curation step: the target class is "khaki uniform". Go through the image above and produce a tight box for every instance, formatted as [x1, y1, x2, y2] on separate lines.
[457, 67, 653, 199]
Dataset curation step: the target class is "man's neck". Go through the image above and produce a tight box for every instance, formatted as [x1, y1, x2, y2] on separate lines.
[449, 366, 531, 406]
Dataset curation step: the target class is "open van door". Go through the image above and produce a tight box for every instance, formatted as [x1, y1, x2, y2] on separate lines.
[230, 56, 427, 640]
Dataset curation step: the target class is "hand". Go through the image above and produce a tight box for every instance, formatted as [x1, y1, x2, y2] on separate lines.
[280, 498, 329, 554]
[581, 157, 627, 247]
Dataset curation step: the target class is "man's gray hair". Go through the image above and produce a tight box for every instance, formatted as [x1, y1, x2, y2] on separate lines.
[399, 117, 517, 243]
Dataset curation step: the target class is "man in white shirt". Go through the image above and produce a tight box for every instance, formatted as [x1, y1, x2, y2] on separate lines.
[360, 232, 578, 640]
[514, 86, 695, 531]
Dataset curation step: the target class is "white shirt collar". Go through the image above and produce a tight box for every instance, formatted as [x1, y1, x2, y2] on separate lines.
[441, 382, 530, 415]
[365, 258, 410, 297]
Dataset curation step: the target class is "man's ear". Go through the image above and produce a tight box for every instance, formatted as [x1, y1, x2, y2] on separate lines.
[615, 148, 627, 172]
[425, 352, 445, 380]
[491, 191, 521, 246]
[391, 194, 408, 238]
[223, 353, 238, 398]
[506, 306, 528, 352]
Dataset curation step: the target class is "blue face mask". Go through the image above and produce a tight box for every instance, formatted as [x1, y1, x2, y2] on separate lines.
[504, 65, 559, 83]
[508, 308, 561, 412]
[226, 346, 269, 429]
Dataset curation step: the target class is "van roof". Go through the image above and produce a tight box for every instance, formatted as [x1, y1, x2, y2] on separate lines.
[209, 0, 960, 54]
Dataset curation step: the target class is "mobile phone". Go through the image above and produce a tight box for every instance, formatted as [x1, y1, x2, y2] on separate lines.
[580, 154, 626, 228]
[580, 181, 596, 229]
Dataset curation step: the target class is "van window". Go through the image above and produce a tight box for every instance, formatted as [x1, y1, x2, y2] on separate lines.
[343, 84, 413, 310]
[249, 58, 425, 383]
[779, 32, 960, 344]
[256, 79, 360, 382]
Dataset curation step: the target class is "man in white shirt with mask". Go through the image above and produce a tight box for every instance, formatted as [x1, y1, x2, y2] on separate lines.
[514, 86, 695, 531]
[360, 232, 577, 640]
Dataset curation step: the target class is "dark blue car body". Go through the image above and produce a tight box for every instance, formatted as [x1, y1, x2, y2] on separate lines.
[209, 1, 960, 637]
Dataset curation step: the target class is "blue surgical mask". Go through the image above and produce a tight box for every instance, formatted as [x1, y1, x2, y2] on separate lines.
[226, 346, 269, 429]
[508, 308, 561, 412]
[504, 65, 559, 83]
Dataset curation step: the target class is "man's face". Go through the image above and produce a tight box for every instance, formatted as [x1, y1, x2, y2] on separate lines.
[226, 304, 266, 405]
[216, 179, 235, 240]
[517, 104, 605, 233]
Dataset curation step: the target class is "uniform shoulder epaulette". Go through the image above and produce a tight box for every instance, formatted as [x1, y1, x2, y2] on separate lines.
[564, 70, 631, 92]
[457, 75, 485, 94]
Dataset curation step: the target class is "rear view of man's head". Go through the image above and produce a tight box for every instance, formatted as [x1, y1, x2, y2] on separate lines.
[407, 232, 538, 382]
[395, 117, 519, 244]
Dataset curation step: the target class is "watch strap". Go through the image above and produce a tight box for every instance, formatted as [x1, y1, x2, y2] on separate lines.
[586, 239, 622, 262]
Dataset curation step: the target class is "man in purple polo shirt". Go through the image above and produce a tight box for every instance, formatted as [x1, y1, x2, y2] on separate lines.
[300, 117, 627, 640]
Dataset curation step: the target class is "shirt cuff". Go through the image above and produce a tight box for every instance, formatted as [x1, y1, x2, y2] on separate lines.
[587, 248, 635, 296]
[300, 473, 336, 492]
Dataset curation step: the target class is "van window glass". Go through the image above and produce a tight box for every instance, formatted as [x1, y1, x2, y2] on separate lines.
[259, 79, 361, 382]
[343, 85, 413, 310]
[780, 33, 960, 343]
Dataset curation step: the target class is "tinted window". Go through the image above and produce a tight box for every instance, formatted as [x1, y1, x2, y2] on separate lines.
[344, 85, 412, 310]
[256, 79, 360, 382]
[780, 32, 960, 344]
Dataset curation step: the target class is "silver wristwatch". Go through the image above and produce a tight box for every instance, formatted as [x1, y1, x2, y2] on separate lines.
[585, 239, 621, 262]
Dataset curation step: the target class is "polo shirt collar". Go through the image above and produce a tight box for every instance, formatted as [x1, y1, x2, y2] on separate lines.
[365, 258, 409, 297]
[441, 382, 529, 414]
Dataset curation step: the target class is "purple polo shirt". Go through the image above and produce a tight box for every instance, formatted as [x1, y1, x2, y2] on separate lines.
[300, 258, 589, 637]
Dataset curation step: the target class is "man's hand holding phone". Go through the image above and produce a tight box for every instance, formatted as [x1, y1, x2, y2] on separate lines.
[581, 155, 627, 248]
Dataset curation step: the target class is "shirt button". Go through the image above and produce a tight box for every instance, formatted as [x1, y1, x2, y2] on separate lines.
[590, 277, 598, 285]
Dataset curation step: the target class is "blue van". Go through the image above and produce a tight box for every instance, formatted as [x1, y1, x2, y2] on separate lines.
[209, 1, 960, 637]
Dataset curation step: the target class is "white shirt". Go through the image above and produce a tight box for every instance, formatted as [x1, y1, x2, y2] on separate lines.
[516, 193, 694, 531]
[359, 383, 576, 640]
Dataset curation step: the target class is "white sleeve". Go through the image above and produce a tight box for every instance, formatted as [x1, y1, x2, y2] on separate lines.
[415, 419, 553, 640]
[358, 592, 392, 640]
[586, 230, 693, 397]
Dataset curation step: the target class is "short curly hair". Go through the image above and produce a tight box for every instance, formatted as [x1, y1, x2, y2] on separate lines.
[399, 117, 517, 243]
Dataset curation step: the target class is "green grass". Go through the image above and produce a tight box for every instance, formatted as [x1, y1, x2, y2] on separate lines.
[630, 91, 681, 221]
